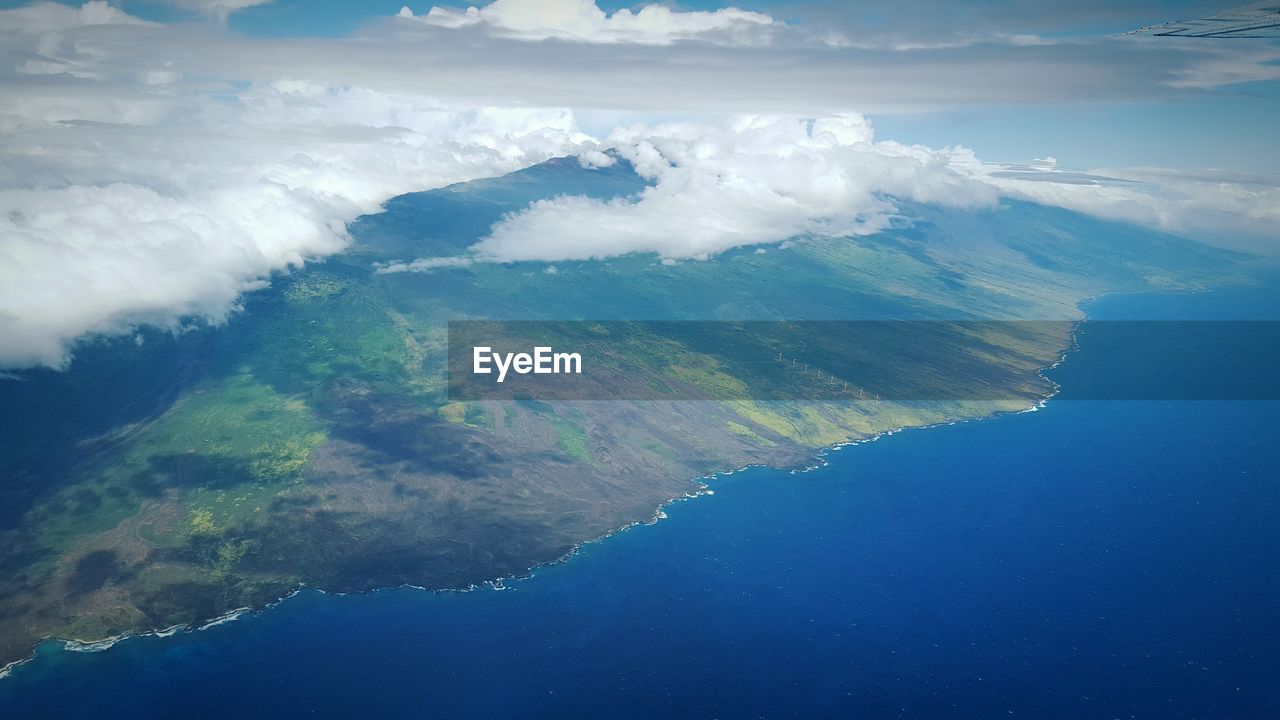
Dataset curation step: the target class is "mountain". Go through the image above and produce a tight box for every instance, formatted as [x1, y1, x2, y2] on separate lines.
[0, 156, 1248, 669]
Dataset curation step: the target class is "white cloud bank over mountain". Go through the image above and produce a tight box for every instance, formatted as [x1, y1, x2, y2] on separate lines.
[0, 92, 588, 369]
[465, 115, 997, 263]
[974, 164, 1280, 246]
[0, 0, 1277, 369]
[382, 114, 1278, 270]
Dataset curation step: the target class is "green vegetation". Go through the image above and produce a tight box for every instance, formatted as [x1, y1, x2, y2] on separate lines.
[554, 418, 591, 462]
[22, 375, 325, 559]
[438, 402, 468, 424]
[282, 273, 347, 304]
[726, 421, 775, 446]
[211, 539, 254, 582]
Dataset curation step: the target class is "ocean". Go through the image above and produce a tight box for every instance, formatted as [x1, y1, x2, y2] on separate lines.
[1, 276, 1277, 719]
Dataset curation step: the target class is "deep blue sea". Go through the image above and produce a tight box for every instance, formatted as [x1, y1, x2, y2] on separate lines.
[1, 275, 1277, 719]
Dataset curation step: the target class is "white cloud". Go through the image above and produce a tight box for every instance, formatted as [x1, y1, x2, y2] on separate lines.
[0, 9, 593, 369]
[377, 256, 476, 274]
[1, 181, 344, 367]
[467, 115, 996, 262]
[402, 0, 777, 45]
[971, 163, 1280, 248]
[7, 3, 1276, 115]
[0, 1, 154, 33]
[1164, 43, 1280, 89]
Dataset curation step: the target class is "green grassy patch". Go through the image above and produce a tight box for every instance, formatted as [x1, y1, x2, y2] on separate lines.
[29, 376, 326, 554]
[554, 418, 591, 462]
[282, 273, 347, 304]
[726, 421, 776, 446]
